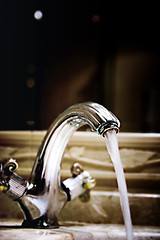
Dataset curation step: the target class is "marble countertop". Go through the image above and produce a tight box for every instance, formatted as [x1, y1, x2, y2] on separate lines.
[0, 220, 160, 240]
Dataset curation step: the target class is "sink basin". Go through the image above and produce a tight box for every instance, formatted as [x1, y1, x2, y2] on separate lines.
[0, 220, 160, 240]
[0, 190, 160, 239]
[0, 131, 160, 239]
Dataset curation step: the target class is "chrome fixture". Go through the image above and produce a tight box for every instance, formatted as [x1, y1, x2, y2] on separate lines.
[0, 102, 120, 228]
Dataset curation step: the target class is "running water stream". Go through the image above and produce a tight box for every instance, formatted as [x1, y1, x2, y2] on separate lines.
[105, 130, 134, 240]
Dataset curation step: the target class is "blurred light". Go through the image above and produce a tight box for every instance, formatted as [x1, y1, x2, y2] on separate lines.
[34, 10, 43, 20]
[26, 78, 36, 88]
[91, 14, 100, 23]
[26, 120, 35, 126]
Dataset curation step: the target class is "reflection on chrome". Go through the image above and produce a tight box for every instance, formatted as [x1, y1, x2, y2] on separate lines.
[0, 102, 120, 228]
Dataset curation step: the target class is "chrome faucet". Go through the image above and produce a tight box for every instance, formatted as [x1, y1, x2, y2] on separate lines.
[0, 102, 120, 228]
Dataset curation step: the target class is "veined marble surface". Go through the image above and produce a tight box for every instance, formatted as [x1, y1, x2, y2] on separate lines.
[0, 220, 160, 240]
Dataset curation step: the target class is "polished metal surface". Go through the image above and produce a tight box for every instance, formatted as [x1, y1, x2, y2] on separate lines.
[0, 102, 120, 228]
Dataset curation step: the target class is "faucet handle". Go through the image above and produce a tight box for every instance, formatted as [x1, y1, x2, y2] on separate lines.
[70, 163, 96, 189]
[3, 158, 18, 175]
[79, 170, 96, 202]
[71, 162, 84, 177]
[0, 158, 18, 180]
[0, 159, 28, 200]
[0, 163, 8, 192]
[63, 162, 96, 202]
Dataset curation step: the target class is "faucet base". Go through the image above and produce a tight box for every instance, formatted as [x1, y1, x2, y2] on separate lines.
[22, 215, 59, 229]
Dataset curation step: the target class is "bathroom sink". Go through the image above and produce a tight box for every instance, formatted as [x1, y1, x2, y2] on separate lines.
[0, 219, 160, 240]
[0, 190, 160, 239]
[0, 130, 160, 239]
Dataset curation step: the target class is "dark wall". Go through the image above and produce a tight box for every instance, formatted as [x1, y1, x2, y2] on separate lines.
[1, 1, 160, 132]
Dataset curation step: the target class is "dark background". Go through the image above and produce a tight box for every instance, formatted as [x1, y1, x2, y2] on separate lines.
[1, 1, 160, 132]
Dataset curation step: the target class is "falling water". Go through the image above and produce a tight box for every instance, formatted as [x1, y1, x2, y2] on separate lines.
[105, 130, 134, 240]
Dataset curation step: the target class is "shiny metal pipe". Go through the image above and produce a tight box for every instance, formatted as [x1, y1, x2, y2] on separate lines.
[0, 102, 120, 228]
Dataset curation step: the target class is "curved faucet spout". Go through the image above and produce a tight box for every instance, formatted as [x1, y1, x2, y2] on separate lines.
[30, 102, 120, 186]
[0, 102, 120, 228]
